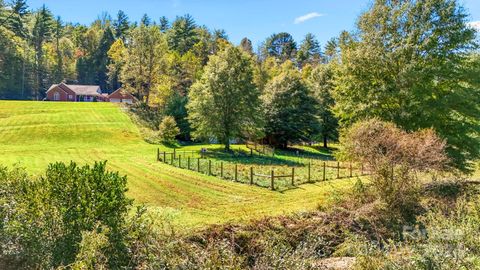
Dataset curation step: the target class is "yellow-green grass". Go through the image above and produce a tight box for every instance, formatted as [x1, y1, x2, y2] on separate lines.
[0, 101, 355, 229]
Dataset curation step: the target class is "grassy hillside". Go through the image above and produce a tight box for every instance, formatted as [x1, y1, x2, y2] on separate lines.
[0, 101, 355, 228]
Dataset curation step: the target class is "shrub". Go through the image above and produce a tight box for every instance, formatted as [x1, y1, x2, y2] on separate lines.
[0, 162, 132, 269]
[158, 116, 180, 143]
[352, 194, 480, 270]
[339, 119, 449, 218]
[70, 225, 110, 270]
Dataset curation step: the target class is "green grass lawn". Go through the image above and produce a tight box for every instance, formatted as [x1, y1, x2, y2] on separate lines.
[0, 101, 356, 229]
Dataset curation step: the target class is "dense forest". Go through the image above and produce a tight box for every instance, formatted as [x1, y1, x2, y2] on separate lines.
[1, 0, 479, 172]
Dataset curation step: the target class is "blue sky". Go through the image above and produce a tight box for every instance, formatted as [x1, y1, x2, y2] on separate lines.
[26, 0, 480, 49]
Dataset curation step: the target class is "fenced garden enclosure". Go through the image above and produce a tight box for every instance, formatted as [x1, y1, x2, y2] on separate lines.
[157, 147, 368, 191]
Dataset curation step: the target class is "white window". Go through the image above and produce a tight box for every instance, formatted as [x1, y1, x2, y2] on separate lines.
[53, 92, 60, 101]
[68, 94, 73, 100]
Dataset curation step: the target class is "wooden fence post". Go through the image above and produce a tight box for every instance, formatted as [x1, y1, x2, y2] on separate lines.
[173, 148, 176, 159]
[163, 152, 166, 163]
[250, 167, 254, 185]
[308, 162, 311, 182]
[271, 170, 275, 190]
[361, 164, 364, 175]
[220, 162, 224, 178]
[337, 162, 340, 179]
[291, 167, 295, 186]
[178, 155, 181, 168]
[323, 162, 326, 181]
[250, 148, 253, 157]
[349, 163, 353, 177]
[157, 148, 160, 161]
[170, 154, 174, 165]
[208, 160, 212, 175]
[235, 164, 238, 181]
[197, 158, 200, 172]
[188, 157, 191, 170]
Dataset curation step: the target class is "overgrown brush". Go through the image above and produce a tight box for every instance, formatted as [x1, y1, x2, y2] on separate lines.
[339, 119, 449, 221]
[1, 161, 478, 270]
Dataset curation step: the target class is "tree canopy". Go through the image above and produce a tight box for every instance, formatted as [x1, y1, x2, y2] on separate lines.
[262, 64, 320, 148]
[0, 0, 478, 170]
[187, 45, 263, 150]
[333, 0, 480, 171]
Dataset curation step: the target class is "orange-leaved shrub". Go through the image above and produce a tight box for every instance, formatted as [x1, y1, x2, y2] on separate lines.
[339, 119, 449, 217]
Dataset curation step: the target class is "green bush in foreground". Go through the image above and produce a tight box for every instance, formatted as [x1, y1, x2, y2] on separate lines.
[0, 162, 132, 269]
[2, 161, 479, 270]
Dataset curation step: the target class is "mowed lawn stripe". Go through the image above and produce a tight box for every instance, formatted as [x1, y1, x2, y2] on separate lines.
[0, 101, 355, 229]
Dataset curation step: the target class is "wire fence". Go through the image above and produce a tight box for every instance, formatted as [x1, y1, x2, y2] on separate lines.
[157, 148, 369, 191]
[246, 141, 275, 156]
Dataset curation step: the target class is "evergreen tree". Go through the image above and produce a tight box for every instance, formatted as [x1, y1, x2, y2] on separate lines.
[94, 27, 115, 91]
[5, 0, 28, 38]
[113, 10, 129, 41]
[31, 5, 54, 100]
[52, 16, 64, 82]
[324, 37, 338, 62]
[262, 32, 297, 62]
[297, 33, 321, 67]
[140, 14, 151, 26]
[159, 16, 169, 32]
[167, 14, 198, 54]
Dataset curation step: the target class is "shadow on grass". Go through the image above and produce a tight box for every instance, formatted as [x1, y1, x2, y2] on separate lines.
[162, 141, 181, 148]
[203, 148, 303, 166]
[275, 146, 337, 161]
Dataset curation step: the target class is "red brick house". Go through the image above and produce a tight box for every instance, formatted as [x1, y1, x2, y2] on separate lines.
[46, 83, 107, 102]
[107, 88, 136, 104]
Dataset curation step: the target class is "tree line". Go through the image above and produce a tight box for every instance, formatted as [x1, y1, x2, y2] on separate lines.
[1, 0, 479, 172]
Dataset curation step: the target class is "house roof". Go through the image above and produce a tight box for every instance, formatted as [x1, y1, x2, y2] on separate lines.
[108, 88, 136, 100]
[47, 83, 102, 96]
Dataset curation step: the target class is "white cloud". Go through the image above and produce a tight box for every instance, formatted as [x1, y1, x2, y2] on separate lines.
[468, 21, 480, 31]
[294, 12, 325, 24]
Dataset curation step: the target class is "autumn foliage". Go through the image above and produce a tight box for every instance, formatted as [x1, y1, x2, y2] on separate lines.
[340, 119, 449, 213]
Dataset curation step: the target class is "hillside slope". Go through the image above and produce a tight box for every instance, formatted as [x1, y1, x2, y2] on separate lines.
[0, 101, 354, 228]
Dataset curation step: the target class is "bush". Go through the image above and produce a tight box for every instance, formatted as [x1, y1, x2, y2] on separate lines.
[0, 162, 132, 269]
[158, 116, 180, 143]
[339, 119, 449, 218]
[352, 193, 480, 270]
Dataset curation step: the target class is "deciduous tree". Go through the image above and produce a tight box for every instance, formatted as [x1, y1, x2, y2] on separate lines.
[188, 45, 262, 150]
[334, 0, 480, 171]
[120, 24, 168, 104]
[308, 64, 338, 148]
[262, 64, 320, 148]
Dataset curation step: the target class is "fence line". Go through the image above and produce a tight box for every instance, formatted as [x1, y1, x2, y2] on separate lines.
[157, 149, 370, 191]
[246, 141, 275, 156]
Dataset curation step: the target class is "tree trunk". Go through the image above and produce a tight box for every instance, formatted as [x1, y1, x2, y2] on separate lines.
[323, 135, 328, 149]
[225, 139, 230, 152]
